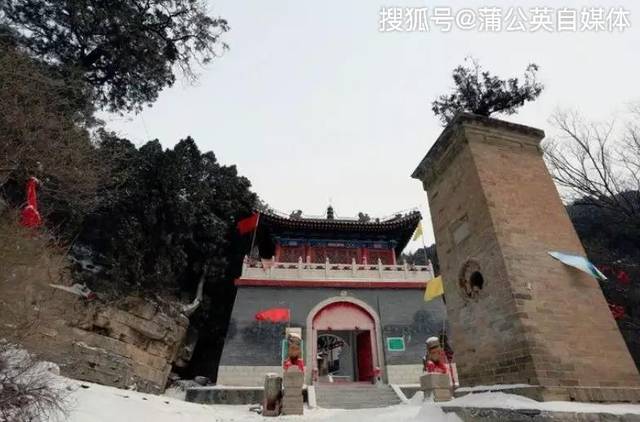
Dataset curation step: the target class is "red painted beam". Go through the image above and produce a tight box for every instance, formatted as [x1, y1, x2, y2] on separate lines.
[235, 278, 426, 289]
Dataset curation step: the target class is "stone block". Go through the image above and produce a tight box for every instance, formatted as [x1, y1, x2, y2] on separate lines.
[283, 369, 304, 389]
[121, 297, 158, 320]
[281, 395, 304, 415]
[432, 388, 453, 402]
[145, 339, 172, 358]
[420, 373, 451, 389]
[185, 387, 263, 405]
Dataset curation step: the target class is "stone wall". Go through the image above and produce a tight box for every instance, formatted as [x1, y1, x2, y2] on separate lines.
[386, 364, 424, 385]
[218, 286, 444, 385]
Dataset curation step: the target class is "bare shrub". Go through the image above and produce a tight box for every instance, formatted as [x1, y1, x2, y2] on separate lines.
[0, 210, 69, 342]
[0, 341, 69, 422]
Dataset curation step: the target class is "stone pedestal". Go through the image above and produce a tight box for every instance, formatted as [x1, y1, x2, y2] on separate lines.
[412, 114, 640, 402]
[282, 368, 304, 415]
[262, 373, 282, 417]
[420, 373, 452, 402]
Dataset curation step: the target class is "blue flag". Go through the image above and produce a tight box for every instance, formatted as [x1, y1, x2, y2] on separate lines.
[548, 251, 607, 281]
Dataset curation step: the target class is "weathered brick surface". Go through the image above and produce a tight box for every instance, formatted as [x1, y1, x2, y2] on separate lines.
[413, 114, 640, 396]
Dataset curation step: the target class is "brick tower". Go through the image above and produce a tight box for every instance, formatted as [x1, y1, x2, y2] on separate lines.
[412, 113, 640, 402]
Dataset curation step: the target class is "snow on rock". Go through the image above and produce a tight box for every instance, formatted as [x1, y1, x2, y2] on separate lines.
[454, 383, 533, 393]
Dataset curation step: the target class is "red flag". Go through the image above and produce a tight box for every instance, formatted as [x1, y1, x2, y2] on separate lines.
[255, 308, 290, 322]
[20, 177, 42, 228]
[237, 212, 259, 235]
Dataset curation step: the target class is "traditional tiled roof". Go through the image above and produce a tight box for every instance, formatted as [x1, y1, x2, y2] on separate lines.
[256, 210, 421, 254]
[260, 210, 421, 232]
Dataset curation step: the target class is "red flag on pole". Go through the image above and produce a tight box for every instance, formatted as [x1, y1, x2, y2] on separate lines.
[237, 212, 259, 235]
[20, 177, 42, 228]
[255, 308, 290, 322]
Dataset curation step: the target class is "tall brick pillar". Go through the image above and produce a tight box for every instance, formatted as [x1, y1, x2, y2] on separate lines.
[412, 113, 640, 402]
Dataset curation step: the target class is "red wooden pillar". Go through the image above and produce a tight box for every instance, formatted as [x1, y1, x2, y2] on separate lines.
[275, 243, 281, 262]
[357, 331, 374, 382]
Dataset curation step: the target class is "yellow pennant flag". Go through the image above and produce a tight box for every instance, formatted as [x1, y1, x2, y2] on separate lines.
[424, 276, 444, 302]
[412, 223, 423, 241]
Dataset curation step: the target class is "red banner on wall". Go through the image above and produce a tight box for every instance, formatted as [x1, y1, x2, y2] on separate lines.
[255, 307, 290, 322]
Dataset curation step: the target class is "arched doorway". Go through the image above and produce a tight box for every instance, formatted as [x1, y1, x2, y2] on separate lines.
[307, 300, 381, 383]
[317, 333, 350, 379]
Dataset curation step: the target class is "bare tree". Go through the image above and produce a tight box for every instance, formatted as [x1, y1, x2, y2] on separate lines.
[543, 107, 640, 224]
[0, 44, 101, 221]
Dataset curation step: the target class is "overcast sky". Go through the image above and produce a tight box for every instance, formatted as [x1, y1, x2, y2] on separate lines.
[104, 0, 639, 251]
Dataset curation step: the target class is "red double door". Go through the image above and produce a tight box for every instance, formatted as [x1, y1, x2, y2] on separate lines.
[356, 331, 374, 382]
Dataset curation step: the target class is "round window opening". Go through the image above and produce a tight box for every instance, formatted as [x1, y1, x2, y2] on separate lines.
[458, 260, 485, 300]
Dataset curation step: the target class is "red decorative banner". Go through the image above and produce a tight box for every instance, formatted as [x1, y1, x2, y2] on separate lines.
[255, 307, 290, 322]
[20, 177, 42, 228]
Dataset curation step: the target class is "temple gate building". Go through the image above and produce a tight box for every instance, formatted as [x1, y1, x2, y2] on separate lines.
[217, 208, 444, 386]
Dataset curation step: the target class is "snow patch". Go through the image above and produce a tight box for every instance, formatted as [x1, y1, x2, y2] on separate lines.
[411, 403, 463, 422]
[63, 377, 458, 422]
[455, 383, 534, 393]
[58, 376, 640, 421]
[447, 392, 640, 415]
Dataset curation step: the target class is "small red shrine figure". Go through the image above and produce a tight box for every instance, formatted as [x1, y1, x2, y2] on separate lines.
[283, 333, 305, 372]
[423, 336, 449, 374]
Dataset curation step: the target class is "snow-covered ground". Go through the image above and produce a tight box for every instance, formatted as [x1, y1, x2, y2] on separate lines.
[62, 379, 459, 422]
[59, 378, 640, 422]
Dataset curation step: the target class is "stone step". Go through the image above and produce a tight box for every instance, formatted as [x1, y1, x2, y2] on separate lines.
[315, 384, 402, 409]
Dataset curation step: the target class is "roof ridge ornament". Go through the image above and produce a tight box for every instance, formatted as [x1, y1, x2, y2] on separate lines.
[326, 205, 335, 220]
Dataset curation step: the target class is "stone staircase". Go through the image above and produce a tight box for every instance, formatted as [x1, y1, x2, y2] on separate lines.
[315, 383, 402, 409]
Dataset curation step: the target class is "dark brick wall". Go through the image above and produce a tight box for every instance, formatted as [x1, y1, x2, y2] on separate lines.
[218, 286, 446, 367]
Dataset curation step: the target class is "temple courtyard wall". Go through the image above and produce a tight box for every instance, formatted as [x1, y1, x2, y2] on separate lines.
[217, 285, 445, 386]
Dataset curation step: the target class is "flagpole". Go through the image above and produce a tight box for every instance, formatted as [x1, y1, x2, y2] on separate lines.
[419, 220, 454, 385]
[415, 221, 432, 270]
[249, 212, 260, 264]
